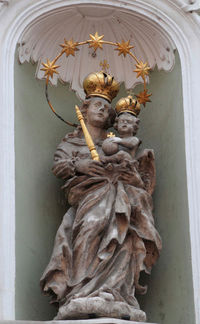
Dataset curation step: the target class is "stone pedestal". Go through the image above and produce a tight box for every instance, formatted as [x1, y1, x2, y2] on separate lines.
[54, 298, 147, 322]
[0, 318, 158, 324]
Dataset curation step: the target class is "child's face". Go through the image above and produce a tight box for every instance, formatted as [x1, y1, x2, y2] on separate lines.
[117, 113, 139, 136]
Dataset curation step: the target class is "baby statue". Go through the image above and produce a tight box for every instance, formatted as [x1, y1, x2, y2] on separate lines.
[102, 95, 141, 164]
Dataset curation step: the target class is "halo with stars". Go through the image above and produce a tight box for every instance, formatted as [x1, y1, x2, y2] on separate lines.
[41, 32, 151, 126]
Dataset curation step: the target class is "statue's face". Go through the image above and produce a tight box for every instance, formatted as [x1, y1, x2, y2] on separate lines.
[86, 97, 111, 128]
[117, 113, 139, 136]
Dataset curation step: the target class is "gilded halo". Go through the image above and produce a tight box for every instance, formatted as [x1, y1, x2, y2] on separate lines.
[40, 32, 151, 126]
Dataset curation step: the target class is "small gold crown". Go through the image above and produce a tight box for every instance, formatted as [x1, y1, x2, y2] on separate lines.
[83, 71, 120, 103]
[115, 95, 141, 116]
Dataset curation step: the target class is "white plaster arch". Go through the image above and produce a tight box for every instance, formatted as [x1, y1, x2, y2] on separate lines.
[17, 4, 176, 98]
[0, 0, 200, 322]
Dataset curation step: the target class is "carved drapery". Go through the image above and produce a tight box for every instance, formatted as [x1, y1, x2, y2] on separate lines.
[1, 0, 200, 321]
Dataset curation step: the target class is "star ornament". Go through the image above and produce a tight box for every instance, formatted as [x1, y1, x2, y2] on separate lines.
[41, 59, 60, 79]
[136, 89, 152, 107]
[107, 132, 115, 138]
[60, 38, 79, 57]
[115, 40, 134, 57]
[100, 59, 109, 72]
[88, 32, 104, 51]
[134, 61, 151, 79]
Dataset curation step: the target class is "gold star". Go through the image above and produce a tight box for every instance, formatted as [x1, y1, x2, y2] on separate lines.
[134, 61, 151, 78]
[136, 89, 152, 107]
[41, 59, 60, 78]
[100, 59, 109, 72]
[60, 38, 79, 57]
[114, 40, 134, 57]
[88, 32, 104, 51]
[107, 132, 115, 138]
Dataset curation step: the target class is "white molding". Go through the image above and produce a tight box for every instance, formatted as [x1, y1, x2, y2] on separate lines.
[0, 0, 9, 14]
[173, 0, 200, 12]
[17, 4, 176, 98]
[0, 0, 200, 322]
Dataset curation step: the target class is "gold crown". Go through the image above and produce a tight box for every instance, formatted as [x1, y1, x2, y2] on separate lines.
[83, 71, 120, 103]
[115, 95, 141, 116]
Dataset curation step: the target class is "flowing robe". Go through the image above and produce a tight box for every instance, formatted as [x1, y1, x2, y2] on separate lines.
[40, 132, 162, 317]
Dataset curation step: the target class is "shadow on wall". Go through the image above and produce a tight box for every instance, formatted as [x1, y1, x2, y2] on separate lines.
[15, 51, 195, 324]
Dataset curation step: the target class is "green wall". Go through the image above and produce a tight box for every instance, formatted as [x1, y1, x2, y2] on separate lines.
[15, 56, 81, 320]
[136, 54, 195, 324]
[15, 52, 195, 323]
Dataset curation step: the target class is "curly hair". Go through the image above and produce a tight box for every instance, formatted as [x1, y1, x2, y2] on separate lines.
[113, 112, 140, 131]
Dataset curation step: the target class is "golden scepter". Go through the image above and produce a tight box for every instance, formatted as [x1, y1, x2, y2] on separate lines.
[75, 105, 100, 161]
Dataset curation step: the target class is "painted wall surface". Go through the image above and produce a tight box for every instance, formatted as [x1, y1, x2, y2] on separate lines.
[136, 54, 195, 324]
[14, 55, 81, 320]
[15, 52, 195, 324]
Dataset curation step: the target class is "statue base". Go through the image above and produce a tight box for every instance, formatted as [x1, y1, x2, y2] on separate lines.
[0, 319, 158, 324]
[54, 297, 146, 322]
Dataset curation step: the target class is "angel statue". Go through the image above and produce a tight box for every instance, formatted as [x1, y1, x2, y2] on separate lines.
[40, 71, 162, 322]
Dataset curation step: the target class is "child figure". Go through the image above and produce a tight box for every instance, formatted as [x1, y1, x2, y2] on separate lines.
[102, 95, 141, 164]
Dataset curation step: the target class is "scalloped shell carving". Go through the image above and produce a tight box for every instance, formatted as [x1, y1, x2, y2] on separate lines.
[18, 5, 176, 99]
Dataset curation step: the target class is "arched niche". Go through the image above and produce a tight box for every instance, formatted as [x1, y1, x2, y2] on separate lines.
[1, 1, 200, 323]
[14, 50, 194, 324]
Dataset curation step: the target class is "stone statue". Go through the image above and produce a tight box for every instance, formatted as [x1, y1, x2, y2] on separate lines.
[40, 72, 162, 322]
[102, 113, 141, 164]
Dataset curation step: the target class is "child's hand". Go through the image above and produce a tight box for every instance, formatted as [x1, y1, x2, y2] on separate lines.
[109, 137, 122, 144]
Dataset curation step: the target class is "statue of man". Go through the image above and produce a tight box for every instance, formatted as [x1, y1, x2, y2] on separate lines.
[40, 72, 162, 322]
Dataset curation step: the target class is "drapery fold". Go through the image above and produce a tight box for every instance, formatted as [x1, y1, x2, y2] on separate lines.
[40, 134, 161, 313]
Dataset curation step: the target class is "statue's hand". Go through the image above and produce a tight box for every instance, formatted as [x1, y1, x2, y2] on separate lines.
[52, 159, 75, 179]
[75, 159, 105, 176]
[109, 137, 122, 144]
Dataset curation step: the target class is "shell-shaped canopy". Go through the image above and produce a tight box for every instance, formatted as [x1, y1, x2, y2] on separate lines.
[18, 5, 175, 99]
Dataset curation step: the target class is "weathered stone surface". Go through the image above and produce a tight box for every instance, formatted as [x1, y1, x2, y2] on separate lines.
[40, 96, 162, 320]
[55, 297, 146, 321]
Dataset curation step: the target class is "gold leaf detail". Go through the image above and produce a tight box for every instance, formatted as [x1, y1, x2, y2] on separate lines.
[136, 89, 152, 107]
[134, 61, 151, 78]
[100, 59, 109, 72]
[107, 132, 115, 138]
[60, 38, 79, 57]
[114, 40, 134, 57]
[88, 32, 104, 51]
[41, 59, 60, 78]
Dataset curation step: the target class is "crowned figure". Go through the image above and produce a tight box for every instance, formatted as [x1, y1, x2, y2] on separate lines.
[40, 71, 162, 322]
